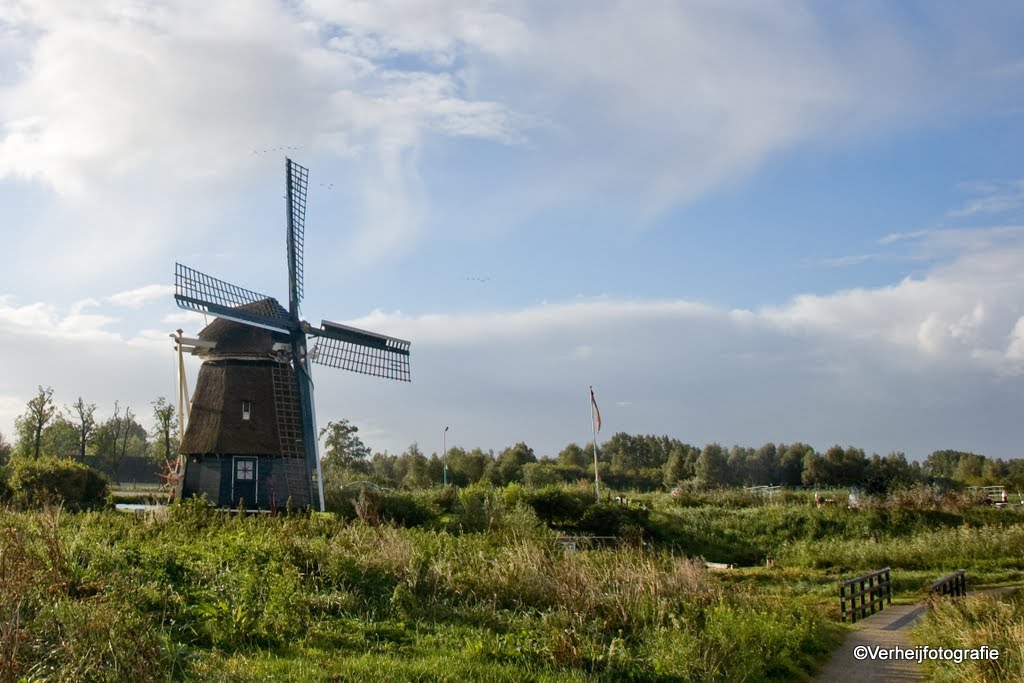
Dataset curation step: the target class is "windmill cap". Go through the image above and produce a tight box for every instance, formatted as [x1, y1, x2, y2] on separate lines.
[197, 298, 291, 356]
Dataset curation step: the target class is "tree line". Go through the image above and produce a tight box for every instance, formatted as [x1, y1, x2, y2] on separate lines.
[3, 390, 1020, 495]
[320, 420, 1024, 494]
[0, 386, 179, 476]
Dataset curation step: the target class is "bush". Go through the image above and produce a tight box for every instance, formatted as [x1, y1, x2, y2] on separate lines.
[524, 485, 593, 526]
[429, 485, 459, 514]
[10, 457, 108, 510]
[377, 491, 440, 527]
[579, 503, 649, 540]
[451, 482, 501, 533]
[325, 484, 439, 528]
[0, 466, 11, 503]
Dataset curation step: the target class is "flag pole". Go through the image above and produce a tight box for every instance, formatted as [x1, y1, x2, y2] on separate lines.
[590, 385, 600, 503]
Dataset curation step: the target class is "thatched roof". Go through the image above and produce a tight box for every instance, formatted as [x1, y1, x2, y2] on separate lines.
[198, 298, 291, 356]
[179, 358, 305, 457]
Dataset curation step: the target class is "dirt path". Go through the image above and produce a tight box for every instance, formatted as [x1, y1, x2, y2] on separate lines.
[812, 587, 1018, 683]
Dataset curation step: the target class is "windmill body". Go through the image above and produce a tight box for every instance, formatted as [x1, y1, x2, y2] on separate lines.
[173, 159, 411, 511]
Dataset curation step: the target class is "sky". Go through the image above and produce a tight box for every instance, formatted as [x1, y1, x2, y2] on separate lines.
[2, 1, 1024, 462]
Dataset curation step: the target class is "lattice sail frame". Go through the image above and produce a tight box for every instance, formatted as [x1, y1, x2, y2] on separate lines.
[286, 159, 308, 315]
[175, 263, 293, 333]
[310, 320, 411, 382]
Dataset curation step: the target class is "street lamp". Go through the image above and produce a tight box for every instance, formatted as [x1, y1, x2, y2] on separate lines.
[443, 426, 449, 486]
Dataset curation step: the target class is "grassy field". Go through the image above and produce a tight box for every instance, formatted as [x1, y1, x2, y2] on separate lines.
[0, 486, 1022, 681]
[912, 588, 1024, 683]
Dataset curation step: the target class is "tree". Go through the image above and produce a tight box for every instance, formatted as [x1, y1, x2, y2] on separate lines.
[319, 419, 371, 481]
[522, 460, 561, 487]
[801, 449, 830, 487]
[953, 453, 986, 484]
[816, 445, 868, 487]
[864, 451, 918, 494]
[557, 443, 589, 468]
[444, 446, 491, 486]
[778, 443, 812, 487]
[749, 443, 779, 486]
[727, 446, 754, 486]
[663, 444, 697, 488]
[695, 443, 729, 488]
[15, 386, 58, 459]
[93, 402, 147, 475]
[400, 443, 431, 489]
[923, 450, 972, 479]
[0, 432, 11, 467]
[602, 432, 674, 470]
[41, 416, 79, 459]
[150, 396, 179, 463]
[369, 451, 401, 487]
[488, 442, 536, 485]
[982, 458, 1009, 484]
[69, 397, 97, 461]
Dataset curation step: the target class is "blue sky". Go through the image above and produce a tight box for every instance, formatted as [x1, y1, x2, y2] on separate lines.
[2, 1, 1024, 462]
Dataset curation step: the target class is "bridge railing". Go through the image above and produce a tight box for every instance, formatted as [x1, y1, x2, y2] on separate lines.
[839, 567, 892, 623]
[930, 569, 967, 598]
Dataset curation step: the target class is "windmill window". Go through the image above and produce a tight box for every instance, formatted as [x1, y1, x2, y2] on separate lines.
[242, 400, 252, 420]
[236, 460, 254, 480]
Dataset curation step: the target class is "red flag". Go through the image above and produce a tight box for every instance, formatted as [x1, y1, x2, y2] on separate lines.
[590, 387, 602, 432]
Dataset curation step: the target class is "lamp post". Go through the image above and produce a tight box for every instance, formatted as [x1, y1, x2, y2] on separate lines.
[443, 426, 449, 486]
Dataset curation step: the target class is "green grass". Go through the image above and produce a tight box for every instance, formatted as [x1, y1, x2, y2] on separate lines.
[2, 489, 1022, 681]
[0, 500, 843, 681]
[911, 589, 1024, 682]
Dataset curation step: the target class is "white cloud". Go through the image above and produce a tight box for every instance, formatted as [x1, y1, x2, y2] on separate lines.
[109, 284, 175, 308]
[161, 311, 207, 326]
[949, 179, 1024, 218]
[820, 254, 875, 268]
[0, 295, 120, 340]
[2, 230, 1024, 458]
[3, 1, 1018, 282]
[0, 0, 523, 283]
[343, 298, 715, 346]
[1, 3, 1023, 460]
[300, 228, 1024, 457]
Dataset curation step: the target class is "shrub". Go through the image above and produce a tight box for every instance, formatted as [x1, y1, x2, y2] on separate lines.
[429, 485, 458, 514]
[579, 503, 649, 540]
[325, 484, 439, 528]
[376, 491, 439, 527]
[524, 485, 593, 526]
[10, 457, 107, 510]
[0, 467, 11, 503]
[451, 482, 500, 533]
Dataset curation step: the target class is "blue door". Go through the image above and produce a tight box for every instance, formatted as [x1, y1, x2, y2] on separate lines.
[232, 457, 257, 507]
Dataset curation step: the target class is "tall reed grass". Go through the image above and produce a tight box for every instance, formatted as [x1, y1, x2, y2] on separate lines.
[912, 589, 1024, 682]
[0, 499, 842, 680]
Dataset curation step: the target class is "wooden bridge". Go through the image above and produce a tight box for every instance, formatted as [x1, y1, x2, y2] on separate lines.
[816, 569, 1013, 682]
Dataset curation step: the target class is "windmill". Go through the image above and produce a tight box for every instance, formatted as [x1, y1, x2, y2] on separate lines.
[172, 158, 411, 511]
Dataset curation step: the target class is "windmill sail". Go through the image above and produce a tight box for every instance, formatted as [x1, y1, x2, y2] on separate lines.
[175, 263, 292, 333]
[311, 320, 411, 382]
[285, 159, 308, 317]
